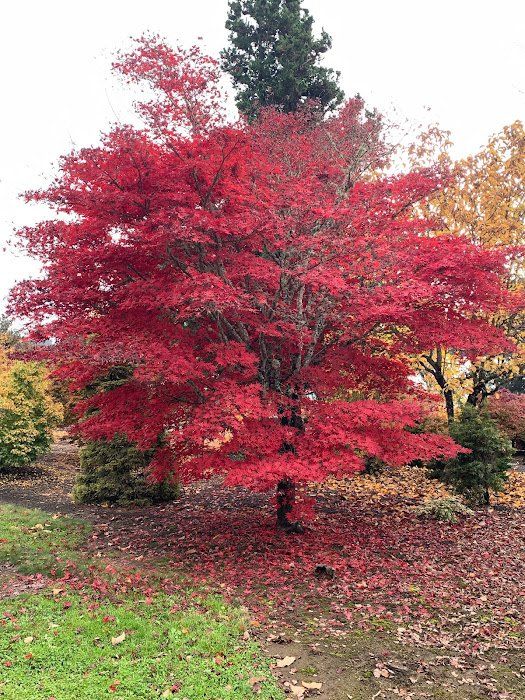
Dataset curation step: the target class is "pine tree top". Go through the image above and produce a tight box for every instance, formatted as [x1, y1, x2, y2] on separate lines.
[221, 0, 344, 120]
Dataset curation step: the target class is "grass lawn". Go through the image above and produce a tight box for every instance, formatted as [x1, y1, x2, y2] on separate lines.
[0, 505, 283, 700]
[0, 504, 90, 575]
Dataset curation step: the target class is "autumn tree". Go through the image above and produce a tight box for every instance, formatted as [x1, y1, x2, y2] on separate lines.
[221, 0, 344, 120]
[415, 123, 524, 419]
[0, 348, 62, 469]
[11, 37, 510, 529]
[488, 389, 525, 449]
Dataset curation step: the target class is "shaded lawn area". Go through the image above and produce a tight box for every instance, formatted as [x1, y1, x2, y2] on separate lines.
[0, 503, 89, 575]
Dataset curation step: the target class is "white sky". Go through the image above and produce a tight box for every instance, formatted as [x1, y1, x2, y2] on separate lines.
[1, 0, 524, 311]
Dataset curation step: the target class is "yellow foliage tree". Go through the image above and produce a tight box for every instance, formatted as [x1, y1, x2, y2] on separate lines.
[0, 347, 62, 469]
[414, 122, 525, 418]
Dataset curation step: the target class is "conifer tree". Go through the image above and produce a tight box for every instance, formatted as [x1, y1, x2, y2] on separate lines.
[221, 0, 344, 119]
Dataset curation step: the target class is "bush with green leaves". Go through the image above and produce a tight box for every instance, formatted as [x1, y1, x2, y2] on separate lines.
[429, 405, 514, 506]
[414, 497, 474, 523]
[73, 436, 178, 506]
[0, 350, 62, 470]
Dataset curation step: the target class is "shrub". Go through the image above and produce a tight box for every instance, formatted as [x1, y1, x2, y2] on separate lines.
[414, 497, 473, 523]
[429, 404, 514, 506]
[0, 350, 62, 469]
[73, 435, 178, 506]
[488, 390, 525, 448]
[363, 455, 385, 475]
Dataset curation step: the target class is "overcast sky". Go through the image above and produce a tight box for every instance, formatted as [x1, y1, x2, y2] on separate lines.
[1, 0, 524, 311]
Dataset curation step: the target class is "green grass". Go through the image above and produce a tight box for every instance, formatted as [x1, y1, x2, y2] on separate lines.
[0, 592, 283, 699]
[0, 504, 284, 700]
[0, 504, 90, 575]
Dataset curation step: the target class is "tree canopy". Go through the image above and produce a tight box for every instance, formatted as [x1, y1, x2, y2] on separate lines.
[11, 37, 512, 498]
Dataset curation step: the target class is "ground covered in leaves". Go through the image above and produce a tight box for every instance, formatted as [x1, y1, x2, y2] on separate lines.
[1, 441, 525, 699]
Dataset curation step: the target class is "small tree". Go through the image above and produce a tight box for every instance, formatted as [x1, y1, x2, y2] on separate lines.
[0, 350, 62, 469]
[74, 365, 177, 504]
[429, 405, 513, 506]
[73, 435, 178, 506]
[221, 0, 344, 120]
[488, 389, 525, 449]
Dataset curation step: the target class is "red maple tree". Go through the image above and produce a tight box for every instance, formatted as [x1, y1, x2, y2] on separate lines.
[488, 390, 525, 447]
[12, 37, 510, 528]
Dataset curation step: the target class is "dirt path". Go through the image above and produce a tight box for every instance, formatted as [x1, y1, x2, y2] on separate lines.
[0, 439, 83, 513]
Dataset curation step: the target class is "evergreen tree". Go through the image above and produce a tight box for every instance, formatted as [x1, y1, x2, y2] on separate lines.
[73, 436, 178, 506]
[74, 366, 177, 505]
[429, 405, 514, 506]
[221, 0, 344, 120]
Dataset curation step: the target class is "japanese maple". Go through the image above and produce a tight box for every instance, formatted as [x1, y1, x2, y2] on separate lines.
[11, 37, 510, 528]
[488, 389, 525, 446]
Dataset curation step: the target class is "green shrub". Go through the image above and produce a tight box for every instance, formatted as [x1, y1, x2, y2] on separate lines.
[429, 404, 514, 506]
[363, 455, 385, 475]
[73, 436, 178, 506]
[413, 497, 473, 523]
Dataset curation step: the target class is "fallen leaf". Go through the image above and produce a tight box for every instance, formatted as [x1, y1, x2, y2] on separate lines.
[302, 681, 323, 690]
[23, 636, 34, 644]
[276, 655, 296, 668]
[111, 632, 126, 645]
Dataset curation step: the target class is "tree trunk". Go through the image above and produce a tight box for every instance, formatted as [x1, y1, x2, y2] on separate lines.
[444, 389, 455, 423]
[467, 385, 485, 408]
[276, 478, 303, 533]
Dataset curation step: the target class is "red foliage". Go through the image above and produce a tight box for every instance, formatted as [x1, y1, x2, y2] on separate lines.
[488, 390, 525, 443]
[11, 36, 510, 491]
[75, 487, 525, 653]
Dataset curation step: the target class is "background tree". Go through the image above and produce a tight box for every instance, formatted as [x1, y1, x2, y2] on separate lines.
[488, 389, 525, 449]
[0, 348, 62, 469]
[221, 0, 344, 120]
[415, 123, 524, 418]
[11, 38, 511, 529]
[0, 315, 22, 350]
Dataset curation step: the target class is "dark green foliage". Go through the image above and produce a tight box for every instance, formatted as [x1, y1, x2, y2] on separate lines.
[221, 0, 344, 120]
[505, 375, 525, 394]
[363, 455, 384, 475]
[73, 436, 178, 506]
[75, 367, 176, 504]
[429, 405, 514, 506]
